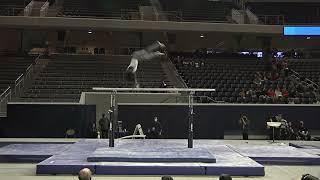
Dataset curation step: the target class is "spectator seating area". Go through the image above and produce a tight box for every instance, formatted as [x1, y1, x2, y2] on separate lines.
[246, 2, 320, 24]
[174, 58, 319, 104]
[0, 0, 319, 25]
[0, 56, 35, 94]
[63, 0, 150, 18]
[289, 60, 320, 86]
[159, 0, 233, 22]
[2, 54, 319, 105]
[0, 0, 30, 16]
[18, 55, 172, 102]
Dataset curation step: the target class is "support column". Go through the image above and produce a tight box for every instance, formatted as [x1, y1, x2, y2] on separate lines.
[261, 36, 272, 63]
[108, 90, 117, 147]
[188, 91, 194, 148]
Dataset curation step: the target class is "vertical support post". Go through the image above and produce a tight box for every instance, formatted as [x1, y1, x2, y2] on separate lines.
[109, 90, 117, 147]
[272, 127, 275, 143]
[188, 91, 194, 148]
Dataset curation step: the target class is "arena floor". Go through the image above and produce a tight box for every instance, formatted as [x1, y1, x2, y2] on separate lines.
[0, 163, 319, 180]
[0, 139, 319, 180]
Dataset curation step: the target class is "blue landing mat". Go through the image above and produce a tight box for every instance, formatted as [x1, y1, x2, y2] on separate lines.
[300, 149, 320, 156]
[289, 142, 320, 156]
[229, 144, 320, 165]
[87, 147, 216, 163]
[289, 141, 320, 149]
[0, 144, 71, 162]
[201, 144, 264, 176]
[37, 139, 264, 176]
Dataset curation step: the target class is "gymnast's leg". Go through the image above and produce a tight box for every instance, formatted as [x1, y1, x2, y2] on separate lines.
[144, 51, 165, 60]
[145, 41, 166, 53]
[125, 61, 140, 88]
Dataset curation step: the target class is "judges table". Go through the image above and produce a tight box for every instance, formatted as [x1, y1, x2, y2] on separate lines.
[267, 122, 282, 143]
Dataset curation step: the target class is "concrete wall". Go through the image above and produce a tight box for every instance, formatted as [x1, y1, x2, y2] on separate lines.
[0, 29, 21, 52]
[0, 17, 282, 35]
[2, 103, 96, 138]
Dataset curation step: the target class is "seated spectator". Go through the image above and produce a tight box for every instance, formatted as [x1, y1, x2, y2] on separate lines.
[271, 58, 277, 71]
[246, 89, 256, 98]
[65, 128, 76, 138]
[266, 72, 272, 80]
[220, 174, 232, 180]
[239, 88, 246, 99]
[296, 83, 305, 93]
[279, 96, 288, 104]
[275, 114, 283, 122]
[262, 86, 268, 95]
[267, 88, 276, 97]
[262, 72, 268, 81]
[200, 60, 205, 67]
[275, 87, 282, 98]
[282, 59, 290, 77]
[253, 72, 262, 85]
[251, 89, 257, 98]
[289, 85, 297, 97]
[282, 87, 289, 97]
[256, 87, 264, 97]
[278, 115, 288, 138]
[78, 168, 92, 180]
[301, 174, 319, 180]
[288, 98, 295, 104]
[161, 81, 167, 88]
[162, 176, 174, 180]
[277, 60, 283, 71]
[272, 72, 280, 81]
[297, 121, 311, 141]
[287, 121, 296, 140]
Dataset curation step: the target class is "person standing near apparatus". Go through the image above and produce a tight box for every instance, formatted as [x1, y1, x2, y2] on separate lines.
[99, 114, 108, 139]
[239, 114, 250, 140]
[125, 41, 166, 88]
[149, 116, 162, 139]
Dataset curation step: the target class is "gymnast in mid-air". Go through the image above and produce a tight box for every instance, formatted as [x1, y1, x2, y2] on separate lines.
[125, 41, 166, 88]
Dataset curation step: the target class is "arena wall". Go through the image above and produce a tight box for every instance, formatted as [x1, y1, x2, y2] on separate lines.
[1, 103, 96, 138]
[118, 103, 320, 139]
[1, 103, 319, 138]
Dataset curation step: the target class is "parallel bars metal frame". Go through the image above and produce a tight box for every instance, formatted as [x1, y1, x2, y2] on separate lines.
[92, 87, 216, 148]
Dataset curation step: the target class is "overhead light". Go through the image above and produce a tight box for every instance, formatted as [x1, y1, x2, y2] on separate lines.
[88, 30, 93, 34]
[200, 34, 204, 38]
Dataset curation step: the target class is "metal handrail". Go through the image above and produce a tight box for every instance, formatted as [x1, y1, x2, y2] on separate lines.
[24, 0, 33, 16]
[14, 54, 42, 95]
[257, 14, 285, 25]
[0, 54, 43, 111]
[156, 11, 183, 21]
[15, 73, 24, 84]
[40, 1, 49, 17]
[26, 64, 33, 72]
[35, 54, 42, 63]
[4, 89, 11, 99]
[0, 6, 25, 16]
[0, 87, 11, 99]
[305, 78, 319, 88]
[290, 69, 319, 94]
[0, 87, 11, 113]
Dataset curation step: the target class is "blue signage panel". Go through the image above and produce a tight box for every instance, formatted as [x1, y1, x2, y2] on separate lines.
[284, 26, 320, 36]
